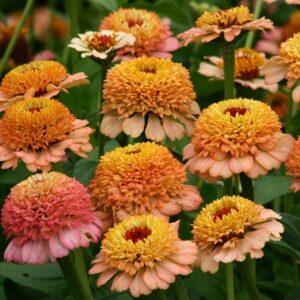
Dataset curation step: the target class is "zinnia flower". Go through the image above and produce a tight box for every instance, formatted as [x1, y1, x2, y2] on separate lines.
[89, 215, 197, 297]
[1, 172, 103, 264]
[265, 91, 290, 118]
[263, 33, 300, 103]
[178, 5, 273, 45]
[199, 48, 278, 92]
[183, 98, 294, 182]
[89, 142, 202, 228]
[100, 57, 200, 142]
[99, 8, 179, 59]
[0, 23, 31, 68]
[68, 30, 136, 60]
[193, 195, 284, 273]
[264, 0, 300, 4]
[286, 136, 300, 192]
[0, 97, 94, 172]
[0, 60, 89, 111]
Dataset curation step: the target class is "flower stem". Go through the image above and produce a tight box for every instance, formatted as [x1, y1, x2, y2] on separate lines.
[172, 276, 190, 300]
[236, 256, 261, 300]
[57, 248, 93, 300]
[98, 61, 110, 158]
[245, 0, 263, 49]
[152, 289, 168, 300]
[226, 263, 235, 300]
[222, 42, 235, 99]
[239, 173, 254, 200]
[0, 0, 35, 76]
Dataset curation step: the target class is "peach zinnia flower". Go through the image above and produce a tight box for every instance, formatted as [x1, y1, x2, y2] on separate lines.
[0, 97, 94, 172]
[89, 215, 197, 297]
[286, 136, 300, 192]
[178, 5, 273, 45]
[68, 30, 136, 60]
[0, 60, 89, 111]
[89, 142, 202, 229]
[184, 98, 294, 182]
[99, 8, 179, 59]
[1, 172, 103, 264]
[199, 48, 278, 92]
[263, 33, 300, 103]
[101, 57, 200, 142]
[264, 0, 300, 4]
[193, 195, 284, 273]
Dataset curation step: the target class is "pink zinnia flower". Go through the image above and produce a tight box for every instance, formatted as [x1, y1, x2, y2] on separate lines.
[193, 196, 284, 273]
[184, 98, 294, 182]
[0, 97, 94, 172]
[1, 172, 103, 264]
[99, 8, 179, 59]
[0, 60, 89, 111]
[178, 6, 273, 45]
[89, 215, 197, 297]
[199, 48, 278, 92]
[263, 33, 300, 103]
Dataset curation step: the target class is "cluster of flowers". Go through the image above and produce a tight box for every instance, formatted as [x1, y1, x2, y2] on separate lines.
[1, 3, 300, 298]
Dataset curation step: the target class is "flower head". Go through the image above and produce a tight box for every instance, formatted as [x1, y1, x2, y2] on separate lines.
[286, 136, 300, 192]
[89, 142, 202, 228]
[184, 98, 294, 182]
[99, 8, 179, 59]
[263, 33, 300, 103]
[0, 23, 31, 67]
[68, 30, 136, 60]
[199, 48, 278, 92]
[100, 57, 200, 142]
[89, 215, 197, 297]
[0, 97, 94, 172]
[265, 91, 290, 118]
[178, 5, 273, 45]
[264, 0, 300, 4]
[193, 195, 284, 273]
[1, 172, 103, 264]
[0, 60, 89, 111]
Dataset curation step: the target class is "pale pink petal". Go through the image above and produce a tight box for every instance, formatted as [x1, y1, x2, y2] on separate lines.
[122, 114, 145, 138]
[162, 117, 185, 141]
[292, 85, 300, 103]
[100, 115, 123, 138]
[145, 114, 165, 142]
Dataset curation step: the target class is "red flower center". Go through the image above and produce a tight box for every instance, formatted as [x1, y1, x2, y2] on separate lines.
[124, 226, 152, 243]
[213, 206, 237, 221]
[224, 107, 248, 117]
[88, 34, 114, 51]
[28, 107, 42, 113]
[127, 18, 144, 28]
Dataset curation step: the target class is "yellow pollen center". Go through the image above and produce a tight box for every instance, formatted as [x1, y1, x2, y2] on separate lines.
[88, 34, 115, 51]
[196, 6, 253, 28]
[0, 97, 74, 152]
[0, 61, 67, 97]
[101, 215, 178, 274]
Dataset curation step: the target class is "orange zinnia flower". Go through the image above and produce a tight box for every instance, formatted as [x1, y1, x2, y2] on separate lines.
[99, 8, 179, 59]
[89, 142, 202, 229]
[286, 136, 300, 192]
[178, 6, 273, 45]
[0, 98, 94, 172]
[0, 60, 89, 111]
[101, 57, 200, 142]
[184, 98, 294, 182]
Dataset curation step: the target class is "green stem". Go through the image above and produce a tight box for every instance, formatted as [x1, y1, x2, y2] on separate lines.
[226, 263, 235, 300]
[98, 61, 110, 158]
[244, 0, 263, 48]
[63, 0, 81, 67]
[292, 258, 299, 287]
[286, 98, 298, 133]
[0, 0, 34, 76]
[222, 42, 235, 99]
[152, 289, 168, 300]
[173, 276, 190, 300]
[239, 173, 254, 200]
[58, 248, 93, 300]
[237, 256, 261, 300]
[224, 178, 233, 196]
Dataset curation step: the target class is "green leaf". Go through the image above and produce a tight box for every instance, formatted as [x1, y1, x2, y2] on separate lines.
[0, 263, 67, 296]
[88, 0, 118, 11]
[254, 176, 292, 204]
[281, 213, 300, 251]
[285, 287, 300, 300]
[73, 159, 97, 185]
